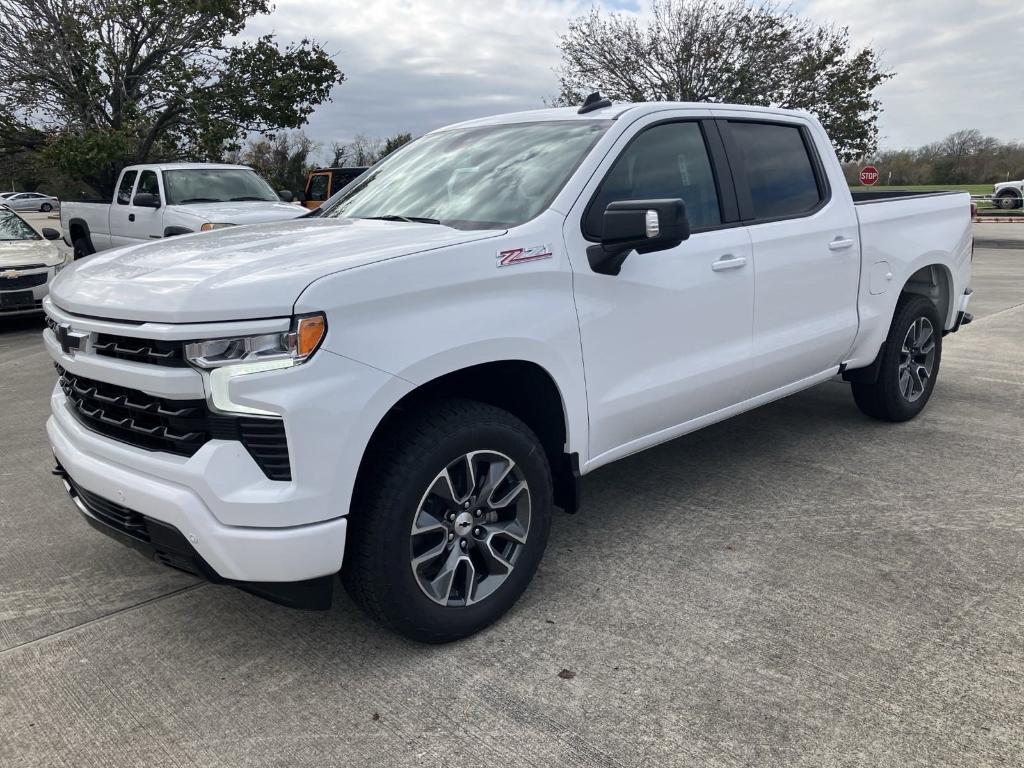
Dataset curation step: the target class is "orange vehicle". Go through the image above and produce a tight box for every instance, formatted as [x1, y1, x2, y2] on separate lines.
[301, 166, 369, 209]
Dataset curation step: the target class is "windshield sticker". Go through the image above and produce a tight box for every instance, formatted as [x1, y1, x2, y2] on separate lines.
[497, 244, 553, 267]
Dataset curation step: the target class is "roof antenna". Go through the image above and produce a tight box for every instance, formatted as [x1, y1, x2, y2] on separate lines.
[578, 91, 612, 115]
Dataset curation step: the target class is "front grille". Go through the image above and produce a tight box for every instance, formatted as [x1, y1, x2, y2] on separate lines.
[0, 271, 47, 290]
[0, 299, 42, 313]
[57, 367, 291, 480]
[67, 475, 150, 542]
[92, 333, 187, 367]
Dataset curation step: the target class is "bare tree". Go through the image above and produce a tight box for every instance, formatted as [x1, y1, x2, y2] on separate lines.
[554, 0, 892, 161]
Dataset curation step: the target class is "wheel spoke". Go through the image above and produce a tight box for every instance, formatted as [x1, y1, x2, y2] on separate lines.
[487, 518, 528, 544]
[427, 546, 463, 603]
[899, 368, 912, 398]
[477, 538, 513, 576]
[412, 507, 447, 536]
[461, 556, 478, 604]
[480, 456, 515, 506]
[411, 537, 448, 569]
[918, 320, 933, 348]
[490, 480, 528, 509]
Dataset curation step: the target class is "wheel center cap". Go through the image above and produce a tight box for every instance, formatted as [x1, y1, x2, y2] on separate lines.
[454, 511, 475, 537]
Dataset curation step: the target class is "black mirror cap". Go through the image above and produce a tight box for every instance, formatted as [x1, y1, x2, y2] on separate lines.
[41, 227, 61, 241]
[132, 192, 160, 208]
[588, 198, 690, 275]
[278, 190, 293, 203]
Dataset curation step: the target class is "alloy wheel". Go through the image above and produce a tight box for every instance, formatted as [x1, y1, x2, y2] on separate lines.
[409, 450, 531, 607]
[899, 316, 936, 402]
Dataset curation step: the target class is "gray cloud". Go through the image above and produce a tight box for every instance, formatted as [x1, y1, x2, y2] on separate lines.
[246, 0, 1024, 156]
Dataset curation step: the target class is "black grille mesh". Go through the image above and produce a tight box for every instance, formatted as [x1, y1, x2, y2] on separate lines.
[0, 271, 47, 290]
[58, 366, 291, 480]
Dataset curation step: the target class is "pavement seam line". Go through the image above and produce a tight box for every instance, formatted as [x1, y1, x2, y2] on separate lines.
[0, 582, 207, 658]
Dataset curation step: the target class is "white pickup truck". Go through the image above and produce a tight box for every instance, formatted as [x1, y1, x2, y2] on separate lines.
[993, 179, 1023, 209]
[60, 163, 306, 259]
[44, 99, 973, 642]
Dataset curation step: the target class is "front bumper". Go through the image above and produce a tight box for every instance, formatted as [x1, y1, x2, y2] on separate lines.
[48, 406, 348, 586]
[54, 462, 335, 609]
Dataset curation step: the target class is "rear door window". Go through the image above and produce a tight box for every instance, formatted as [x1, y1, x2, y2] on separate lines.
[726, 121, 824, 220]
[116, 171, 138, 205]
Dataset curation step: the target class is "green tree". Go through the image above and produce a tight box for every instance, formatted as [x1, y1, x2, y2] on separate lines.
[226, 131, 318, 195]
[554, 0, 893, 161]
[0, 0, 344, 196]
[380, 132, 414, 159]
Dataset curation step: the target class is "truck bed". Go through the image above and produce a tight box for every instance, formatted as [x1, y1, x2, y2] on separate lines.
[851, 190, 964, 204]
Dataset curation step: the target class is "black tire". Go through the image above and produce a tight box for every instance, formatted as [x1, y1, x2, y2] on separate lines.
[996, 192, 1022, 210]
[342, 398, 553, 643]
[851, 294, 943, 422]
[40, 202, 52, 212]
[72, 236, 93, 260]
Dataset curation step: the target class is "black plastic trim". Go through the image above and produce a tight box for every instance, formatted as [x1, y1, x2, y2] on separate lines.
[57, 465, 333, 610]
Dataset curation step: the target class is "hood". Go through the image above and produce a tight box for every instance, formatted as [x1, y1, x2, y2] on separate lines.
[50, 218, 501, 322]
[172, 200, 306, 225]
[0, 238, 63, 268]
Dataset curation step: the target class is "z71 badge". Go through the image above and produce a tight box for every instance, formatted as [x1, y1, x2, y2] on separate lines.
[497, 244, 553, 267]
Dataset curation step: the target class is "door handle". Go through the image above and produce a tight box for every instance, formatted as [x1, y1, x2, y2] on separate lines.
[828, 237, 855, 251]
[128, 213, 135, 222]
[711, 254, 747, 272]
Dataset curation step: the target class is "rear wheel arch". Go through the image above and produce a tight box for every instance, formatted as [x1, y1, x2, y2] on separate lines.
[67, 218, 94, 258]
[901, 263, 953, 329]
[356, 360, 579, 515]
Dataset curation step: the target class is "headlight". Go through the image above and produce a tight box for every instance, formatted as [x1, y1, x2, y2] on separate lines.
[185, 314, 326, 415]
[200, 222, 235, 232]
[54, 252, 72, 273]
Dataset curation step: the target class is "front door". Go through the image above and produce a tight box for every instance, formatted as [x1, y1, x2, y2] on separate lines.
[564, 117, 757, 467]
[110, 169, 163, 246]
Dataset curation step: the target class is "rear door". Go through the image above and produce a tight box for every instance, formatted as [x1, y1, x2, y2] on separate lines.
[719, 115, 860, 392]
[107, 170, 139, 248]
[565, 113, 757, 466]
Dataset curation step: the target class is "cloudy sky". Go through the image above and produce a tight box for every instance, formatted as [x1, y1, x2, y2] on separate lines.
[246, 0, 1024, 158]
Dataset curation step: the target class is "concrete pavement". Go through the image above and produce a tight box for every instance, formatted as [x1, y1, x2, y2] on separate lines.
[0, 227, 1021, 766]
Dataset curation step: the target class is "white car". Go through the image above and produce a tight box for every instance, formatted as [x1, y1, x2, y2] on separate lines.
[3, 191, 60, 212]
[993, 180, 1023, 209]
[60, 163, 306, 259]
[44, 100, 973, 641]
[0, 207, 69, 316]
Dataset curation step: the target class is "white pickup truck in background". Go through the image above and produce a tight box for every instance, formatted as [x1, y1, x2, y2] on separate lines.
[993, 179, 1023, 209]
[60, 163, 306, 259]
[44, 99, 973, 642]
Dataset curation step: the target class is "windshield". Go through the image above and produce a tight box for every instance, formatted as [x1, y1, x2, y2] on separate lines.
[320, 120, 610, 229]
[163, 169, 279, 205]
[0, 209, 40, 241]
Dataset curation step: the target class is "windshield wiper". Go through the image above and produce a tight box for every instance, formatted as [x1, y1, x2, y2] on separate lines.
[363, 214, 441, 225]
[229, 196, 273, 202]
[178, 197, 223, 204]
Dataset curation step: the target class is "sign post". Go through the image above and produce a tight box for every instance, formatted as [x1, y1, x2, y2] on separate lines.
[859, 166, 879, 186]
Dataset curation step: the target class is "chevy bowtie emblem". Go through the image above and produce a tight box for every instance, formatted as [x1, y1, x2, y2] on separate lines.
[0, 270, 22, 279]
[56, 323, 88, 356]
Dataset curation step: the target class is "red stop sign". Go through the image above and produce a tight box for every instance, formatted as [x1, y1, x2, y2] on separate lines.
[860, 166, 879, 186]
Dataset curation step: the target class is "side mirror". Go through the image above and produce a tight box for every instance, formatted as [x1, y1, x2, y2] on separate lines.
[278, 190, 293, 203]
[41, 227, 62, 241]
[132, 192, 160, 208]
[587, 198, 690, 275]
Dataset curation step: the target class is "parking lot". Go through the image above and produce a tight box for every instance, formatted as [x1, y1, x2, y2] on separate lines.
[1, 220, 1022, 766]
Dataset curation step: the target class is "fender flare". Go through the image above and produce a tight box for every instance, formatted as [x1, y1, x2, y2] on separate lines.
[163, 226, 194, 237]
[66, 218, 94, 253]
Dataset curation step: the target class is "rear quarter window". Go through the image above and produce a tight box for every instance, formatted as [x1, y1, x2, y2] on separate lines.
[727, 121, 824, 220]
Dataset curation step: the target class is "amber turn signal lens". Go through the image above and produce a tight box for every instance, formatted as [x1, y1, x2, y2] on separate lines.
[295, 314, 326, 358]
